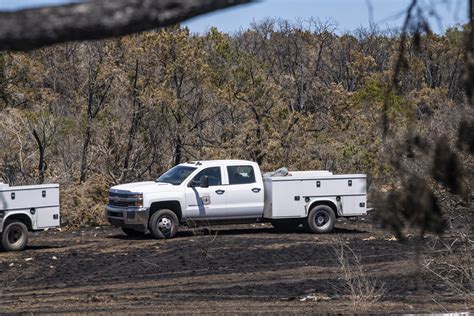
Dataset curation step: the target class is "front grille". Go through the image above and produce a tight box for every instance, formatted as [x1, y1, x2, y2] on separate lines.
[108, 190, 139, 208]
[109, 192, 133, 199]
[109, 200, 134, 208]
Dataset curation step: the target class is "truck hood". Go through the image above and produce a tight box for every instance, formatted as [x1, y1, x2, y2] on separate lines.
[110, 181, 176, 194]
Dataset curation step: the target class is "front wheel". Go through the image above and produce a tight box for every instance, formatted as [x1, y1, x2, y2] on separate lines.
[149, 209, 179, 239]
[1, 221, 29, 251]
[304, 205, 336, 234]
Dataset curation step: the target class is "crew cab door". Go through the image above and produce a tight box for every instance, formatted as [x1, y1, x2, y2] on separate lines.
[185, 166, 227, 219]
[225, 165, 264, 218]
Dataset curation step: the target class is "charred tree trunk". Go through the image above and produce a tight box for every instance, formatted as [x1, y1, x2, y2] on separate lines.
[80, 79, 95, 184]
[32, 129, 46, 184]
[174, 134, 183, 166]
[80, 59, 113, 183]
[123, 59, 142, 180]
[80, 117, 92, 184]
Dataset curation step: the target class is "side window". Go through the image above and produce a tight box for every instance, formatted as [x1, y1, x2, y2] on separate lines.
[227, 165, 256, 185]
[191, 167, 222, 186]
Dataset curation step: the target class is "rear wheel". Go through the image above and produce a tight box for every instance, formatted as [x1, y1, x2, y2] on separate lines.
[271, 219, 301, 232]
[121, 227, 145, 237]
[149, 209, 179, 239]
[1, 221, 28, 252]
[304, 205, 336, 234]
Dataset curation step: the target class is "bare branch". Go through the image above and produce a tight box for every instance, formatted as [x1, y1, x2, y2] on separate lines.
[0, 0, 252, 52]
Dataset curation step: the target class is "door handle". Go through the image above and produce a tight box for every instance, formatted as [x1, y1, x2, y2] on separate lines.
[252, 188, 261, 193]
[215, 189, 225, 195]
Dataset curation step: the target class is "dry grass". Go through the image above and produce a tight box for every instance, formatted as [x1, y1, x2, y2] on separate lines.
[187, 219, 218, 262]
[333, 242, 385, 312]
[423, 231, 474, 306]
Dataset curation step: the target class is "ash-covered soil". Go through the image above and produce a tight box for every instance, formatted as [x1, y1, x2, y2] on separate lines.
[0, 219, 471, 314]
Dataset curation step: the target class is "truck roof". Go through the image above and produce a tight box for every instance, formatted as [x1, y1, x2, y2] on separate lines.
[182, 159, 256, 167]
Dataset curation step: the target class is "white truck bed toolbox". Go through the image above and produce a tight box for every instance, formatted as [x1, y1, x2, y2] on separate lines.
[0, 184, 59, 210]
[0, 183, 60, 229]
[263, 173, 367, 219]
[0, 183, 60, 251]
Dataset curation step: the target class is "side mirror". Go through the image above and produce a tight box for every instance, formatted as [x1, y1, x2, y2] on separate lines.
[199, 175, 209, 188]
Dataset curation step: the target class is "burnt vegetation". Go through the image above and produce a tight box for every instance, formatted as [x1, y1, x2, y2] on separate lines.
[0, 0, 472, 310]
[0, 18, 471, 231]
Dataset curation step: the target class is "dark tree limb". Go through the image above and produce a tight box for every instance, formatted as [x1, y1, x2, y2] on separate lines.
[32, 129, 46, 184]
[0, 0, 252, 52]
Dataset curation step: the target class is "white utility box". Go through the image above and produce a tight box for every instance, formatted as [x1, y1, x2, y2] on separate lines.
[263, 172, 367, 219]
[0, 183, 60, 251]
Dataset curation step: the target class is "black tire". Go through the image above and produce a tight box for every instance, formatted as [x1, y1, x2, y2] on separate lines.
[304, 205, 336, 234]
[271, 219, 301, 232]
[148, 209, 179, 239]
[1, 221, 28, 252]
[121, 227, 145, 237]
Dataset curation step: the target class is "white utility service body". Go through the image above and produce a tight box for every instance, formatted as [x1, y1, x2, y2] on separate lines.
[0, 183, 60, 251]
[264, 171, 367, 219]
[106, 160, 368, 239]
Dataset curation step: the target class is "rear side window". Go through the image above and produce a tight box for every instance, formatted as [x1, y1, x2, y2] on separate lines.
[227, 165, 256, 185]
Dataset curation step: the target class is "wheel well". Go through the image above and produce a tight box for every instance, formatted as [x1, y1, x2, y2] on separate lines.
[150, 201, 182, 221]
[308, 200, 338, 217]
[5, 214, 33, 231]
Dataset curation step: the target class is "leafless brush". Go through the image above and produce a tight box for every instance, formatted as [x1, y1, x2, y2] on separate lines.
[424, 231, 473, 304]
[334, 242, 385, 312]
[187, 219, 218, 260]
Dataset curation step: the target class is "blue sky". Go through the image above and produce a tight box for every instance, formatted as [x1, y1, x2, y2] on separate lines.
[183, 0, 468, 34]
[0, 0, 468, 34]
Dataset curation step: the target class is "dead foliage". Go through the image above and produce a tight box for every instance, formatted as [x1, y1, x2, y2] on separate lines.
[333, 242, 385, 312]
[424, 231, 474, 306]
[187, 219, 218, 262]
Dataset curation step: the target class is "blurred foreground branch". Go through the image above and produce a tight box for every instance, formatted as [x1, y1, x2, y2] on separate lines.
[0, 0, 252, 51]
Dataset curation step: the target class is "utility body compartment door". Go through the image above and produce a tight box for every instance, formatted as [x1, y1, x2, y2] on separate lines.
[264, 178, 305, 218]
[36, 206, 60, 228]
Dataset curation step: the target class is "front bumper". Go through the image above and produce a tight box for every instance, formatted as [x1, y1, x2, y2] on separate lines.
[106, 205, 150, 232]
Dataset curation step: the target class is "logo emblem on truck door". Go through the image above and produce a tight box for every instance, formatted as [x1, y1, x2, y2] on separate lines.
[201, 195, 211, 205]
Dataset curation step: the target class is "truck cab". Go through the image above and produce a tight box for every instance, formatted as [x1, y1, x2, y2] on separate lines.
[106, 160, 264, 238]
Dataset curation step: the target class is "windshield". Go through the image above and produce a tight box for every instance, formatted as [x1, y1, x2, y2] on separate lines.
[156, 165, 197, 185]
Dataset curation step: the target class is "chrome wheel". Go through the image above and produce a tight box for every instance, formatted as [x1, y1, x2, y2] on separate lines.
[149, 209, 179, 239]
[158, 216, 172, 233]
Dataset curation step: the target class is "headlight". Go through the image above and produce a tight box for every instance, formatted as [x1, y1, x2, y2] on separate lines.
[136, 193, 143, 207]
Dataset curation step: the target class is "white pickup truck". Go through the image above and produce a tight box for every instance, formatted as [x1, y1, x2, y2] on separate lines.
[0, 182, 60, 251]
[106, 160, 368, 239]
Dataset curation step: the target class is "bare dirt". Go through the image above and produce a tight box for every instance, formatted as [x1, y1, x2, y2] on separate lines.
[0, 218, 471, 314]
